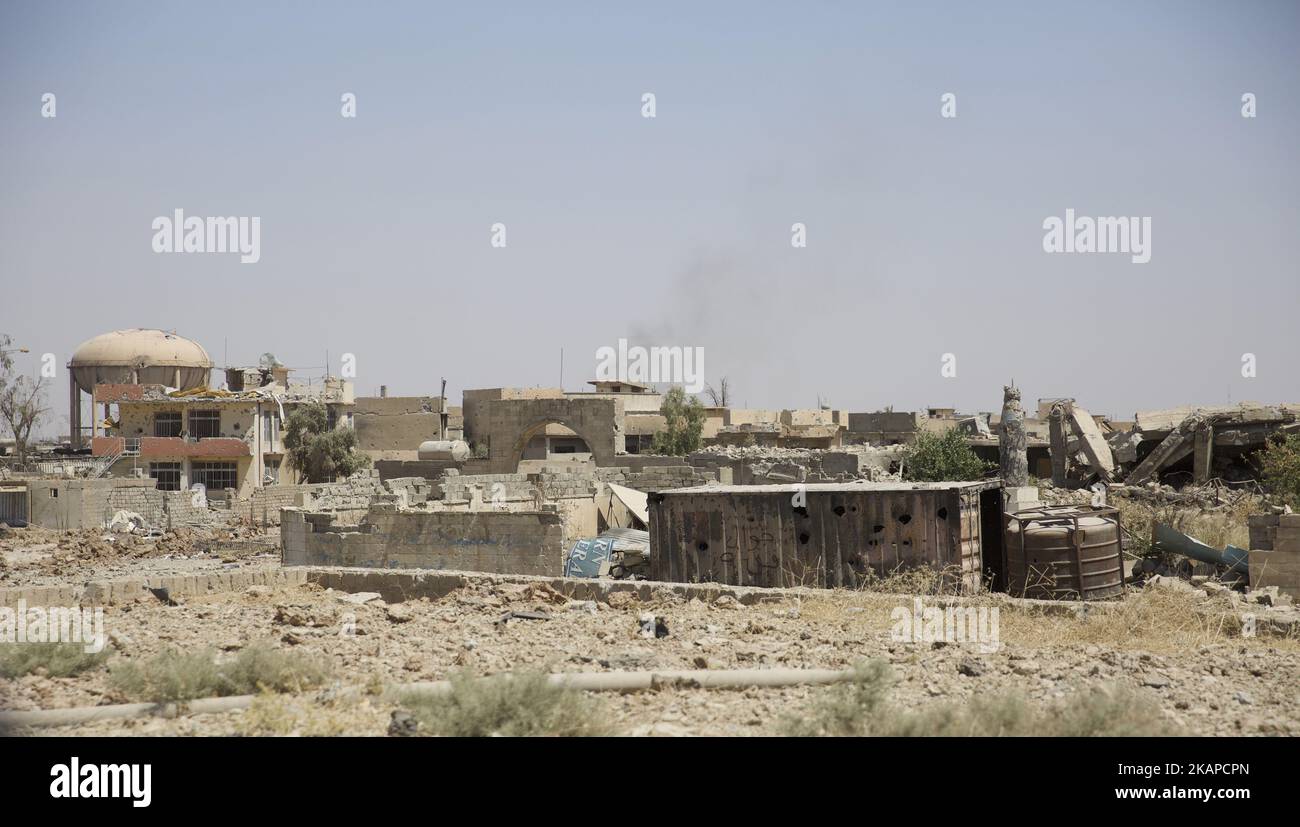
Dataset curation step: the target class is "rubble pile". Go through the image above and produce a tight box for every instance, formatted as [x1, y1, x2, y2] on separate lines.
[1049, 400, 1299, 488]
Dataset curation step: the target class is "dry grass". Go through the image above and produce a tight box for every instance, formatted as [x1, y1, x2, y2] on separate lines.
[0, 642, 110, 678]
[783, 659, 1179, 737]
[235, 693, 389, 736]
[108, 641, 330, 703]
[996, 587, 1263, 652]
[853, 563, 968, 596]
[395, 670, 612, 737]
[1111, 494, 1253, 556]
[799, 585, 1299, 655]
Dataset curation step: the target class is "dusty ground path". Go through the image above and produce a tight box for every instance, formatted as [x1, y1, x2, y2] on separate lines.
[4, 571, 1298, 736]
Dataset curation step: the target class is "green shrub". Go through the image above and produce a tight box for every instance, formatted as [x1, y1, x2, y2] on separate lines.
[1260, 433, 1300, 507]
[651, 386, 705, 456]
[396, 670, 609, 737]
[0, 642, 110, 678]
[109, 642, 329, 703]
[901, 430, 992, 482]
[783, 660, 1178, 737]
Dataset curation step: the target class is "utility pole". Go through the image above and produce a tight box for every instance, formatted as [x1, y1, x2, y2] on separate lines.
[439, 377, 447, 440]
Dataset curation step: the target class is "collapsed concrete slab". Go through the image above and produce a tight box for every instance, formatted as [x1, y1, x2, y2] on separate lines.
[1066, 404, 1115, 481]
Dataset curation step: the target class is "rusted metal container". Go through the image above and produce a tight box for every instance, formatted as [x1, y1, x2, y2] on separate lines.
[648, 481, 1003, 593]
[1003, 505, 1124, 600]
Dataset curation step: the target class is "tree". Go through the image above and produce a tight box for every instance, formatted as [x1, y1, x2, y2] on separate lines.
[0, 334, 48, 464]
[651, 386, 705, 456]
[1259, 432, 1300, 507]
[704, 377, 731, 408]
[901, 429, 992, 482]
[282, 402, 369, 483]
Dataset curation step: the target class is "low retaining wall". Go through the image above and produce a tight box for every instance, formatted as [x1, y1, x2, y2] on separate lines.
[0, 567, 308, 609]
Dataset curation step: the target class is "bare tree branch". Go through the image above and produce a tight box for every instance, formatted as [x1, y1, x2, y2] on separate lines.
[704, 376, 731, 408]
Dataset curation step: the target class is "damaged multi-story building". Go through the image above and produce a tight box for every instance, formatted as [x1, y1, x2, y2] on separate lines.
[73, 330, 355, 499]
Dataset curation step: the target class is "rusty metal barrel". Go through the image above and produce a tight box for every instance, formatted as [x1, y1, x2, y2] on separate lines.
[1003, 505, 1124, 600]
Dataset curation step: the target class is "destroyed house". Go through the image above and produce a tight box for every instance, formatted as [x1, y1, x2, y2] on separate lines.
[90, 374, 355, 498]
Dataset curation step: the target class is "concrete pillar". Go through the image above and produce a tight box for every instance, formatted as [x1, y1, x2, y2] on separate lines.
[1193, 422, 1214, 484]
[69, 372, 81, 450]
[1048, 403, 1068, 486]
[999, 384, 1029, 487]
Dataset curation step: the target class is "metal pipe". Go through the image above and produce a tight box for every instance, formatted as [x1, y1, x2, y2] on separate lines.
[0, 668, 856, 730]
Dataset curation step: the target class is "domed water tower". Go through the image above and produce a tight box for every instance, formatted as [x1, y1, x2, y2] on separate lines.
[68, 329, 213, 448]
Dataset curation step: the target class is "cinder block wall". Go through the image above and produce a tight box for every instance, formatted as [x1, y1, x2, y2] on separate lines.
[246, 471, 385, 526]
[281, 507, 563, 575]
[27, 478, 216, 530]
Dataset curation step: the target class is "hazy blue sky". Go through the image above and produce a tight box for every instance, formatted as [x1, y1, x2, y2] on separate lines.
[2, 1, 1297, 437]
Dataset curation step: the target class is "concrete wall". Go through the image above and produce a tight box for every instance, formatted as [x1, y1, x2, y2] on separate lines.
[27, 478, 213, 530]
[281, 507, 564, 575]
[482, 396, 624, 473]
[462, 387, 565, 447]
[847, 411, 921, 443]
[354, 396, 463, 457]
[373, 458, 460, 482]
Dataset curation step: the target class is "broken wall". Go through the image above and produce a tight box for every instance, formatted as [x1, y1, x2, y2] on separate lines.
[281, 507, 564, 575]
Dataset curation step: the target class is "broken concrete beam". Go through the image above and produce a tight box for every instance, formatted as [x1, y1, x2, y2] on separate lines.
[1106, 429, 1142, 464]
[1067, 405, 1114, 481]
[1125, 414, 1201, 486]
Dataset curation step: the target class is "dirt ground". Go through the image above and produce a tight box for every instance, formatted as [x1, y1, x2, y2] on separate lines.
[3, 559, 1298, 736]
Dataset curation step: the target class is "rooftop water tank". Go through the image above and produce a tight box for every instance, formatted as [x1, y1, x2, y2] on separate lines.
[69, 329, 212, 393]
[417, 440, 470, 462]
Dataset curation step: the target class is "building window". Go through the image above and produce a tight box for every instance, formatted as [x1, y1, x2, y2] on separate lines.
[188, 410, 221, 440]
[191, 461, 237, 491]
[326, 407, 338, 430]
[263, 458, 280, 484]
[154, 412, 182, 438]
[149, 462, 182, 491]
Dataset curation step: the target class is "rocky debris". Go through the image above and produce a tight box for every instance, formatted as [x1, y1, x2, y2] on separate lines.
[957, 657, 987, 677]
[273, 603, 335, 628]
[337, 591, 383, 606]
[0, 521, 272, 585]
[387, 710, 419, 737]
[384, 603, 413, 623]
[6, 574, 1300, 737]
[607, 591, 640, 610]
[106, 510, 148, 534]
[639, 613, 670, 639]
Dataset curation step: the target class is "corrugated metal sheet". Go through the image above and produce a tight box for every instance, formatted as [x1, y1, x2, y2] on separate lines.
[0, 488, 29, 527]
